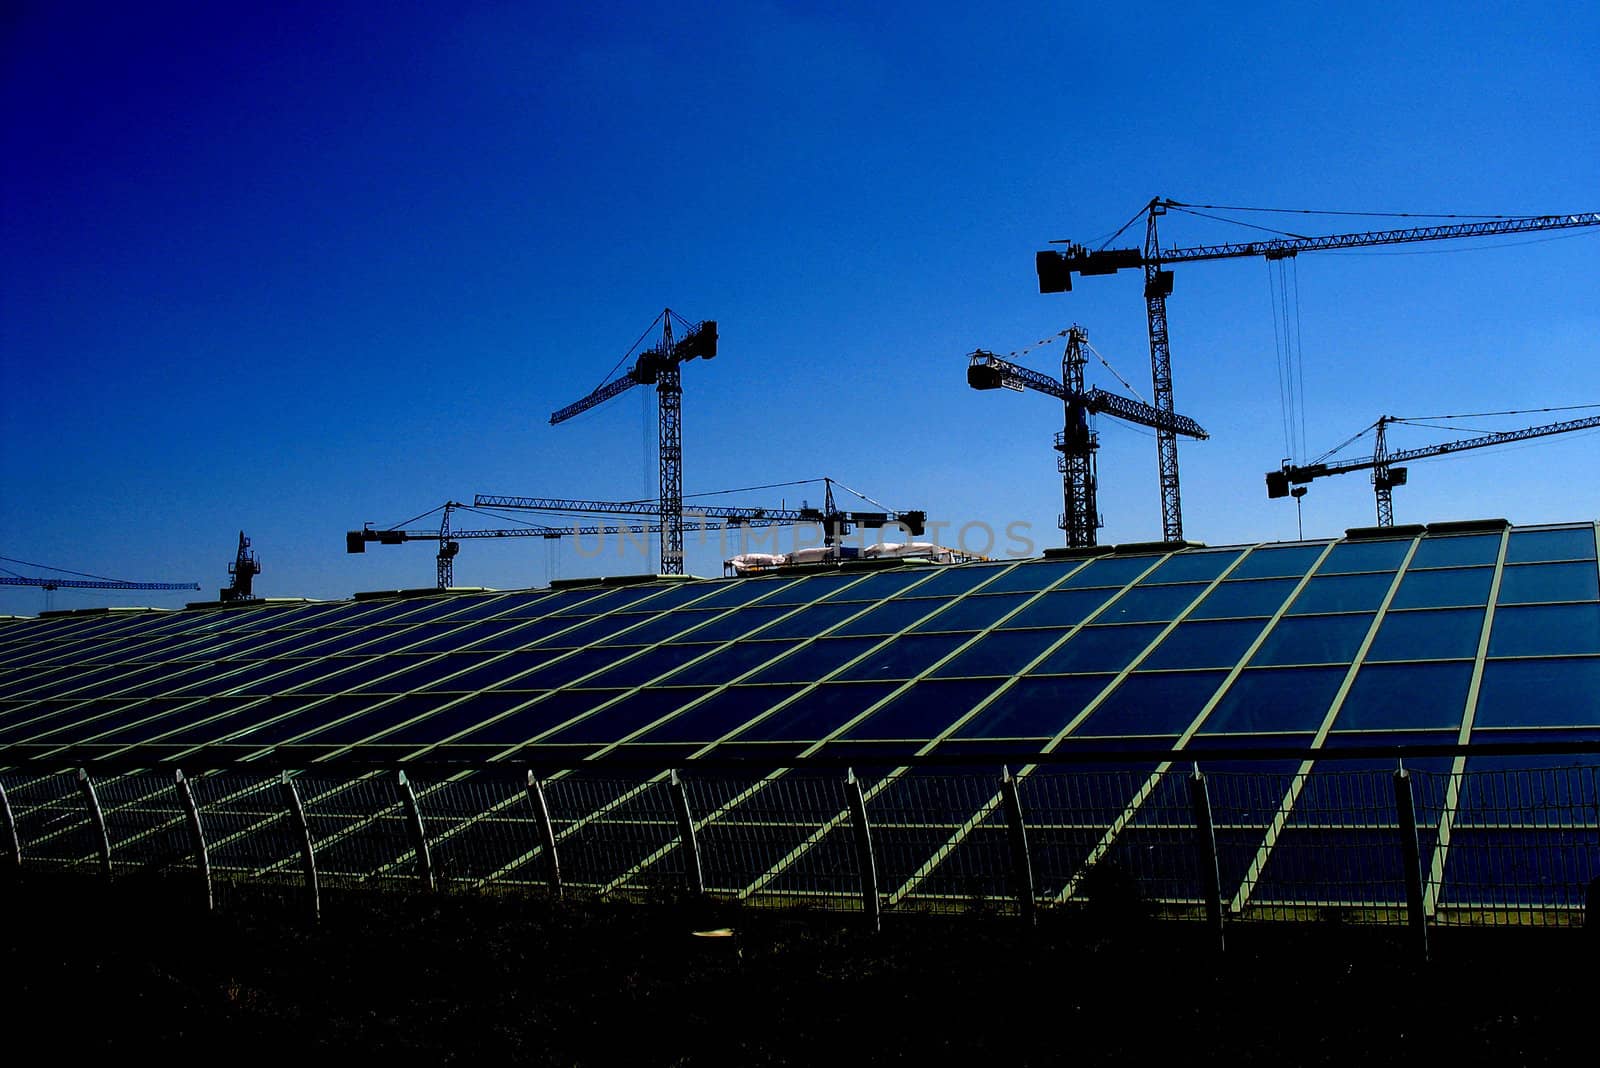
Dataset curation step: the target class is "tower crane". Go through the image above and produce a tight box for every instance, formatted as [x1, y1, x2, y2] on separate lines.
[0, 553, 198, 610]
[549, 309, 718, 575]
[475, 478, 928, 559]
[966, 324, 1208, 548]
[220, 531, 261, 602]
[346, 501, 789, 589]
[1035, 200, 1600, 542]
[1266, 410, 1600, 527]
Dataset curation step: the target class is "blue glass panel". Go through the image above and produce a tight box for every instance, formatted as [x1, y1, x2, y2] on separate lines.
[539, 687, 717, 744]
[759, 573, 873, 605]
[623, 581, 729, 611]
[664, 641, 801, 686]
[1389, 567, 1493, 609]
[909, 593, 1028, 632]
[1188, 578, 1299, 620]
[297, 693, 464, 746]
[735, 683, 900, 741]
[663, 605, 791, 643]
[821, 569, 945, 601]
[350, 655, 479, 693]
[1095, 583, 1208, 623]
[582, 644, 705, 689]
[755, 601, 865, 640]
[1317, 538, 1414, 575]
[447, 689, 625, 746]
[834, 633, 970, 682]
[1504, 526, 1596, 563]
[596, 609, 720, 646]
[548, 586, 664, 615]
[378, 691, 537, 746]
[1410, 534, 1501, 569]
[531, 613, 645, 649]
[1058, 554, 1163, 589]
[686, 578, 790, 610]
[494, 589, 602, 618]
[1029, 624, 1163, 675]
[1074, 672, 1227, 736]
[1366, 608, 1485, 662]
[633, 685, 802, 742]
[492, 614, 610, 650]
[931, 630, 1063, 678]
[842, 678, 999, 738]
[952, 675, 1113, 738]
[420, 651, 557, 691]
[1142, 619, 1267, 670]
[1141, 550, 1243, 584]
[1287, 573, 1393, 614]
[742, 637, 877, 684]
[1198, 667, 1346, 734]
[1473, 658, 1600, 728]
[507, 648, 628, 690]
[1496, 562, 1600, 605]
[1000, 588, 1118, 629]
[1333, 662, 1473, 730]
[896, 564, 1011, 598]
[979, 560, 1083, 594]
[832, 597, 952, 636]
[406, 620, 532, 654]
[1228, 544, 1327, 580]
[1488, 603, 1600, 657]
[1251, 614, 1373, 666]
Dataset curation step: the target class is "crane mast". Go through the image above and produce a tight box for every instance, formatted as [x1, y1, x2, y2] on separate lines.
[1267, 411, 1600, 525]
[1037, 200, 1600, 540]
[967, 325, 1208, 547]
[549, 310, 717, 575]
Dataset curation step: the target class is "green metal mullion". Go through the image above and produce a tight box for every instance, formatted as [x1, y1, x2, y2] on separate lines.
[587, 564, 991, 897]
[17, 584, 628, 766]
[742, 556, 1146, 901]
[895, 547, 1263, 905]
[1423, 526, 1513, 912]
[1228, 532, 1425, 914]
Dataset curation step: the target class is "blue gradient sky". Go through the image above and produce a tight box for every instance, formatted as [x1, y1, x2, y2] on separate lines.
[3, 2, 1597, 614]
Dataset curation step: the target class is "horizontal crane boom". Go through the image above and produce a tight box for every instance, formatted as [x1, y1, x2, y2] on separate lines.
[967, 351, 1208, 438]
[0, 577, 199, 592]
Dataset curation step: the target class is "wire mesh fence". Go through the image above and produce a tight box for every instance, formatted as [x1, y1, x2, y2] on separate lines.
[2, 759, 1595, 929]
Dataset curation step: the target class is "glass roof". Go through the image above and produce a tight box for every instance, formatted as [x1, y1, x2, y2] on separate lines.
[0, 521, 1595, 765]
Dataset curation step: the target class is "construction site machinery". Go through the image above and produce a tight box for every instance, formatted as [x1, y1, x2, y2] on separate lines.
[476, 478, 927, 554]
[1036, 201, 1600, 542]
[0, 554, 199, 610]
[967, 324, 1208, 548]
[1267, 410, 1600, 526]
[549, 309, 718, 575]
[220, 531, 261, 602]
[347, 501, 787, 589]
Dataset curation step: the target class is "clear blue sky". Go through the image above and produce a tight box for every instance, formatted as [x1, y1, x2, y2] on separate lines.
[3, 1, 1597, 614]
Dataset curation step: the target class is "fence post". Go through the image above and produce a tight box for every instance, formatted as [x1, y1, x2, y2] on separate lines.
[1393, 762, 1430, 962]
[1188, 765, 1226, 953]
[280, 772, 320, 922]
[845, 768, 880, 933]
[0, 779, 19, 881]
[1000, 767, 1036, 926]
[668, 770, 704, 897]
[396, 770, 435, 892]
[76, 769, 112, 883]
[174, 770, 213, 913]
[526, 771, 562, 899]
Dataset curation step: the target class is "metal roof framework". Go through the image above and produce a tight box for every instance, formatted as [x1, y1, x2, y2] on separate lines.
[1, 521, 1596, 918]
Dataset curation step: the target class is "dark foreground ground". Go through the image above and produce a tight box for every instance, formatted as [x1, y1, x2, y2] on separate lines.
[2, 874, 1593, 1066]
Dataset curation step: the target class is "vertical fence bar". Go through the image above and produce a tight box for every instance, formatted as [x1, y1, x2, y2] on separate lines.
[76, 769, 112, 883]
[174, 770, 213, 912]
[668, 770, 704, 897]
[1188, 766, 1225, 953]
[0, 779, 20, 881]
[396, 771, 435, 892]
[845, 769, 880, 933]
[526, 771, 562, 898]
[1000, 767, 1036, 927]
[281, 772, 320, 922]
[1393, 764, 1430, 962]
